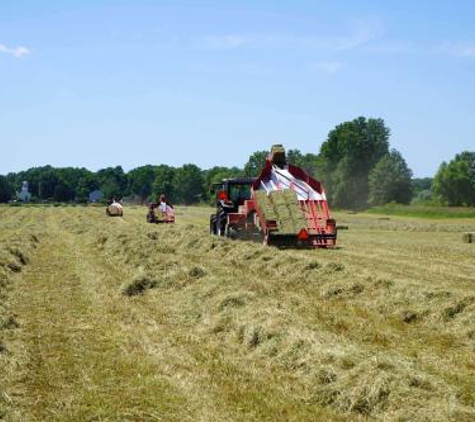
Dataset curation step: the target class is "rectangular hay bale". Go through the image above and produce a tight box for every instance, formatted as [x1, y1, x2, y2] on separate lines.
[255, 189, 307, 235]
[463, 232, 475, 243]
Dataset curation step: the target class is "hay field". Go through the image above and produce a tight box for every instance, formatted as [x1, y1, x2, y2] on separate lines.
[1, 205, 475, 421]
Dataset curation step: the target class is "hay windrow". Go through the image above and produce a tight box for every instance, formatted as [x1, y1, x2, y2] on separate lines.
[2, 206, 475, 421]
[79, 208, 475, 419]
[123, 275, 159, 296]
[0, 214, 44, 419]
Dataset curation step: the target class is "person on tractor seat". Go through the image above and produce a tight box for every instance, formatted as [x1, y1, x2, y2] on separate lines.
[159, 195, 174, 218]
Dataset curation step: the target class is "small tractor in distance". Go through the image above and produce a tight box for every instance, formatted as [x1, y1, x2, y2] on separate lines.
[146, 202, 175, 224]
[210, 145, 337, 248]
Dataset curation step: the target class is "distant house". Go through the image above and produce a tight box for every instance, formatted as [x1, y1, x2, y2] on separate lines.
[89, 190, 104, 203]
[17, 181, 32, 202]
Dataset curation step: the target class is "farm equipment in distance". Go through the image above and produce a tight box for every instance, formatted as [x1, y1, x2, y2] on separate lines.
[106, 200, 124, 217]
[147, 202, 175, 224]
[210, 145, 337, 248]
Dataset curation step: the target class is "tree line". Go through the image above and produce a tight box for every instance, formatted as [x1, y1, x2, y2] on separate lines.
[0, 116, 473, 208]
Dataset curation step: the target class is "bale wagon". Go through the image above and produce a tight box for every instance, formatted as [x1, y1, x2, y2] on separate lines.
[210, 145, 337, 248]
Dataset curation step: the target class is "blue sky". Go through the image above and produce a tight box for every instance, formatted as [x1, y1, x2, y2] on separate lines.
[0, 0, 474, 177]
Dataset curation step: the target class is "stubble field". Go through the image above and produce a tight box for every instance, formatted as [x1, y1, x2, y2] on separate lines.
[1, 205, 475, 421]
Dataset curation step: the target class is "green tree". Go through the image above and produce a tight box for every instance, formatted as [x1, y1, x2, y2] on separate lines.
[151, 165, 176, 203]
[412, 189, 433, 205]
[128, 165, 157, 202]
[53, 179, 75, 202]
[75, 173, 99, 202]
[319, 117, 390, 208]
[0, 175, 13, 203]
[244, 151, 268, 177]
[38, 168, 59, 200]
[174, 164, 204, 204]
[411, 177, 433, 205]
[412, 177, 433, 195]
[432, 151, 475, 206]
[57, 167, 94, 201]
[287, 149, 323, 177]
[97, 166, 127, 200]
[368, 149, 413, 205]
[330, 157, 368, 209]
[287, 149, 304, 166]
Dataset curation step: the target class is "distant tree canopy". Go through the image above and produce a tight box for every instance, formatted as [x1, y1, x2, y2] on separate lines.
[4, 117, 473, 209]
[287, 150, 323, 177]
[244, 151, 267, 177]
[97, 166, 127, 200]
[127, 165, 157, 202]
[174, 164, 205, 205]
[412, 177, 433, 195]
[411, 177, 433, 205]
[151, 165, 176, 203]
[368, 149, 413, 206]
[319, 117, 391, 209]
[432, 151, 475, 206]
[0, 175, 13, 203]
[6, 166, 96, 202]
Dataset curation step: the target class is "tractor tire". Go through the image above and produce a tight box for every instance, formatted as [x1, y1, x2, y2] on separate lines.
[147, 212, 156, 223]
[226, 225, 238, 240]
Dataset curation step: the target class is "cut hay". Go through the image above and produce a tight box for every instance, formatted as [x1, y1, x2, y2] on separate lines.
[123, 275, 159, 296]
[188, 266, 206, 279]
[2, 206, 475, 421]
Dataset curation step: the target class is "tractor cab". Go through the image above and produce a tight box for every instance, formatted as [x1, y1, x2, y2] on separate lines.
[212, 178, 255, 209]
[210, 178, 255, 235]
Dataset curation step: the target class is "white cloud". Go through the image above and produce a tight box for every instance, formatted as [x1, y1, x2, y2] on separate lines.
[315, 61, 345, 74]
[362, 40, 419, 55]
[316, 19, 385, 52]
[0, 44, 31, 58]
[201, 18, 385, 53]
[202, 35, 254, 49]
[437, 42, 475, 58]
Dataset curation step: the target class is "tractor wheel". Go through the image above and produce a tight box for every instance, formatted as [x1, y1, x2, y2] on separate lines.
[226, 225, 238, 240]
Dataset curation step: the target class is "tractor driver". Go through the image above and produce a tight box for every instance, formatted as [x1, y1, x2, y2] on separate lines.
[159, 195, 174, 217]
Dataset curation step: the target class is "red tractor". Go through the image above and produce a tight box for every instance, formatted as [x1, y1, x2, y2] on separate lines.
[210, 145, 337, 248]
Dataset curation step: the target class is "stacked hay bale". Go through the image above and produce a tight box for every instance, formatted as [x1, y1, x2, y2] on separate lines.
[462, 232, 475, 243]
[255, 189, 307, 235]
